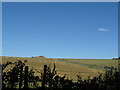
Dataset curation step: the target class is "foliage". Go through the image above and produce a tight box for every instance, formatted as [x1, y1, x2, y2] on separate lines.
[2, 60, 120, 90]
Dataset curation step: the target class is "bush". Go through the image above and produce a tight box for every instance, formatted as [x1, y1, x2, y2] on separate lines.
[2, 60, 120, 90]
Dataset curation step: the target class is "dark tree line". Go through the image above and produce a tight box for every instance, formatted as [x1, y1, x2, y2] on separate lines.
[2, 60, 120, 90]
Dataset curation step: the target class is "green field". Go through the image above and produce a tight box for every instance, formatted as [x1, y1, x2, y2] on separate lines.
[1, 56, 118, 81]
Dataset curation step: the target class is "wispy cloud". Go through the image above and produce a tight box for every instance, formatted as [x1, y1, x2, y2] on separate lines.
[98, 28, 108, 32]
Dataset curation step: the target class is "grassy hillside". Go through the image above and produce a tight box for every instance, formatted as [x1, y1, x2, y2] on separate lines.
[1, 56, 118, 81]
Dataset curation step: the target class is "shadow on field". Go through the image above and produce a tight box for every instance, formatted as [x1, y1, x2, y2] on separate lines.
[2, 60, 120, 90]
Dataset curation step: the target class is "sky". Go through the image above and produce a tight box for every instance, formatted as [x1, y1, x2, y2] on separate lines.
[2, 2, 118, 59]
[2, 0, 120, 2]
[0, 2, 2, 56]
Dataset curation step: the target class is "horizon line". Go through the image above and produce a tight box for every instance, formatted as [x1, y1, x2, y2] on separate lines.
[0, 55, 116, 59]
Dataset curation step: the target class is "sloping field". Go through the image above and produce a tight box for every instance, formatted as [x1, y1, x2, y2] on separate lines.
[60, 59, 118, 69]
[1, 56, 118, 81]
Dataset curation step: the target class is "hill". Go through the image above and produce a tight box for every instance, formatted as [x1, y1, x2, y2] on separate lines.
[1, 56, 118, 81]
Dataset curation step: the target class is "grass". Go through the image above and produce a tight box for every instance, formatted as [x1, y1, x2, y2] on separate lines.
[1, 56, 118, 81]
[64, 59, 118, 68]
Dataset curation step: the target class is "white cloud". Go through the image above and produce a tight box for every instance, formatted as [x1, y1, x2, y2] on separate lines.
[98, 28, 108, 32]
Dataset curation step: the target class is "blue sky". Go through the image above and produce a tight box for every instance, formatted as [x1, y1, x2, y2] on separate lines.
[2, 2, 118, 59]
